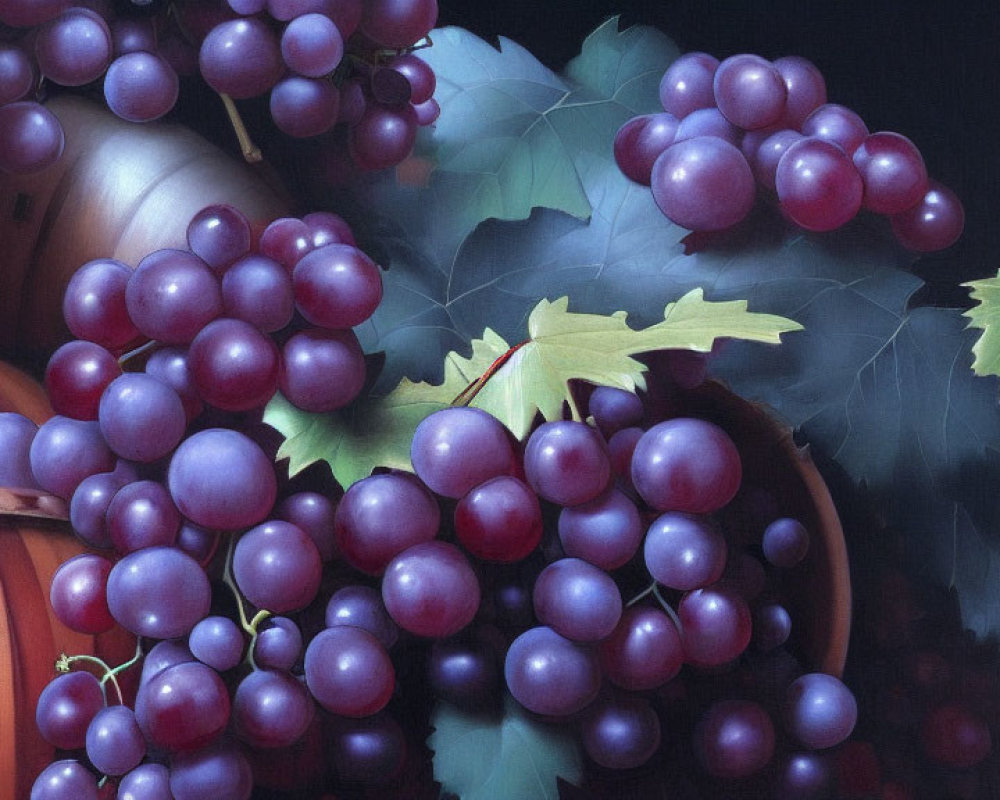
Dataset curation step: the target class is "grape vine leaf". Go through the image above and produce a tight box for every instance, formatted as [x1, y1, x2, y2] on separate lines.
[429, 695, 583, 800]
[962, 272, 1000, 377]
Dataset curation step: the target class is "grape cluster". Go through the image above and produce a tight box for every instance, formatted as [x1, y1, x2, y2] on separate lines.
[0, 0, 438, 175]
[615, 51, 965, 252]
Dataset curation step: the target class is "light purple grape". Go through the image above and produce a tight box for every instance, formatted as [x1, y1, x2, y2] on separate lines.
[852, 131, 929, 214]
[588, 386, 644, 438]
[221, 253, 294, 332]
[199, 18, 284, 99]
[140, 638, 195, 685]
[608, 426, 642, 485]
[233, 520, 322, 612]
[104, 51, 179, 122]
[557, 487, 642, 571]
[233, 668, 316, 748]
[86, 704, 145, 776]
[63, 258, 138, 351]
[775, 137, 863, 231]
[107, 546, 210, 639]
[0, 412, 40, 493]
[413, 96, 440, 126]
[270, 74, 341, 138]
[523, 420, 611, 507]
[107, 479, 181, 553]
[253, 616, 302, 670]
[504, 625, 601, 716]
[679, 584, 752, 666]
[29, 415, 115, 499]
[645, 512, 727, 590]
[167, 428, 277, 530]
[360, 0, 437, 48]
[0, 44, 35, 104]
[890, 180, 965, 252]
[533, 557, 622, 642]
[747, 128, 804, 192]
[281, 12, 343, 77]
[303, 210, 355, 247]
[659, 51, 719, 118]
[386, 52, 435, 104]
[144, 346, 202, 422]
[279, 327, 366, 412]
[650, 137, 755, 231]
[349, 102, 418, 170]
[29, 759, 99, 800]
[0, 101, 65, 175]
[186, 203, 251, 272]
[599, 604, 683, 691]
[695, 699, 775, 778]
[800, 103, 869, 154]
[35, 7, 112, 86]
[117, 763, 172, 800]
[45, 339, 121, 420]
[35, 671, 105, 750]
[126, 248, 222, 343]
[292, 242, 382, 328]
[713, 54, 787, 130]
[673, 106, 742, 146]
[581, 693, 661, 770]
[773, 55, 827, 129]
[784, 673, 858, 749]
[176, 521, 221, 566]
[304, 626, 395, 716]
[325, 584, 399, 649]
[189, 615, 245, 671]
[168, 739, 253, 799]
[762, 516, 811, 568]
[99, 373, 186, 462]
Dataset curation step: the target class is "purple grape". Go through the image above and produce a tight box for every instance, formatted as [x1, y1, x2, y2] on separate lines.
[186, 204, 251, 272]
[279, 327, 366, 412]
[853, 131, 928, 214]
[0, 412, 41, 493]
[0, 101, 65, 175]
[35, 7, 112, 86]
[598, 604, 683, 691]
[0, 44, 35, 104]
[673, 107, 742, 148]
[775, 137, 863, 231]
[349, 102, 418, 170]
[111, 17, 157, 56]
[747, 128, 804, 192]
[281, 12, 343, 77]
[890, 180, 965, 252]
[784, 673, 858, 749]
[62, 258, 138, 351]
[762, 516, 810, 568]
[304, 626, 395, 716]
[259, 216, 314, 269]
[107, 479, 181, 553]
[694, 699, 775, 778]
[410, 406, 516, 499]
[140, 639, 195, 685]
[581, 693, 661, 770]
[428, 637, 501, 711]
[99, 373, 186, 462]
[713, 53, 787, 130]
[800, 103, 869, 154]
[650, 137, 755, 231]
[45, 339, 122, 420]
[167, 428, 277, 530]
[386, 52, 435, 104]
[454, 475, 543, 562]
[167, 739, 253, 799]
[325, 584, 399, 649]
[413, 96, 440, 126]
[644, 512, 727, 590]
[773, 55, 827, 129]
[233, 668, 316, 748]
[753, 603, 792, 651]
[35, 671, 105, 750]
[104, 51, 179, 122]
[107, 546, 210, 639]
[382, 541, 480, 637]
[199, 18, 284, 99]
[326, 712, 406, 784]
[188, 317, 280, 411]
[360, 0, 437, 48]
[370, 64, 412, 105]
[176, 521, 220, 566]
[613, 112, 679, 185]
[270, 74, 340, 138]
[678, 584, 752, 666]
[772, 752, 834, 800]
[337, 76, 367, 125]
[276, 490, 337, 561]
[29, 759, 99, 800]
[588, 386, 644, 437]
[135, 661, 230, 752]
[189, 615, 245, 671]
[504, 625, 601, 716]
[50, 553, 115, 633]
[29, 415, 115, 499]
[221, 253, 295, 333]
[253, 616, 303, 671]
[303, 210, 355, 247]
[117, 762, 172, 800]
[292, 242, 382, 328]
[557, 487, 642, 570]
[658, 51, 719, 118]
[523, 420, 611, 507]
[85, 704, 145, 776]
[233, 520, 322, 612]
[607, 425, 642, 483]
[144, 346, 202, 422]
[533, 557, 622, 642]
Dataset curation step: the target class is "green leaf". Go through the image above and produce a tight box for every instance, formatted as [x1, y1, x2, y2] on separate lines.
[962, 272, 1000, 377]
[430, 695, 583, 800]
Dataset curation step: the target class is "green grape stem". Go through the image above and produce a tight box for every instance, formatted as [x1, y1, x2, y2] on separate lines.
[222, 533, 272, 669]
[56, 637, 143, 706]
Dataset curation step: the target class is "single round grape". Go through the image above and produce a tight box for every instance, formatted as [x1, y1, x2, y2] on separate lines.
[800, 103, 869, 154]
[613, 113, 679, 185]
[304, 626, 395, 716]
[747, 128, 804, 192]
[189, 615, 245, 672]
[144, 346, 202, 422]
[695, 699, 775, 778]
[890, 180, 964, 252]
[279, 327, 366, 412]
[772, 752, 834, 800]
[186, 203, 251, 272]
[762, 516, 810, 568]
[852, 131, 929, 214]
[658, 51, 719, 118]
[233, 668, 315, 749]
[713, 53, 787, 129]
[326, 712, 407, 785]
[111, 17, 157, 56]
[413, 96, 441, 126]
[784, 673, 858, 749]
[581, 693, 661, 770]
[126, 248, 222, 344]
[63, 258, 138, 351]
[276, 490, 338, 562]
[333, 472, 440, 574]
[0, 101, 65, 175]
[631, 417, 742, 513]
[253, 616, 303, 671]
[303, 210, 356, 247]
[773, 55, 827, 129]
[650, 137, 756, 231]
[107, 479, 181, 553]
[672, 107, 742, 146]
[0, 44, 34, 105]
[135, 661, 230, 751]
[360, 0, 437, 48]
[753, 603, 792, 651]
[410, 406, 516, 499]
[325, 584, 399, 649]
[644, 512, 727, 590]
[117, 762, 172, 800]
[107, 546, 211, 639]
[455, 475, 543, 562]
[35, 7, 112, 86]
[428, 637, 501, 711]
[270, 75, 340, 138]
[49, 553, 115, 634]
[44, 339, 121, 420]
[168, 739, 253, 800]
[281, 12, 343, 77]
[199, 18, 284, 99]
[921, 703, 992, 768]
[29, 415, 115, 499]
[29, 759, 99, 800]
[533, 557, 622, 642]
[386, 52, 435, 104]
[99, 372, 186, 462]
[382, 541, 480, 637]
[558, 487, 642, 571]
[588, 386, 644, 438]
[775, 136, 864, 231]
[221, 253, 295, 332]
[504, 625, 601, 716]
[523, 420, 611, 507]
[292, 243, 382, 328]
[678, 584, 752, 666]
[167, 428, 277, 530]
[233, 519, 322, 612]
[35, 671, 105, 750]
[349, 102, 418, 171]
[598, 604, 684, 690]
[86, 704, 145, 776]
[104, 51, 179, 122]
[140, 639, 195, 685]
[188, 317, 280, 411]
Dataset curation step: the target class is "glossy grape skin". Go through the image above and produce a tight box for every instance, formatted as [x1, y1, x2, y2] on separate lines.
[773, 55, 827, 129]
[411, 406, 517, 499]
[325, 585, 399, 649]
[35, 671, 105, 750]
[304, 626, 395, 716]
[135, 661, 230, 751]
[253, 616, 303, 671]
[45, 340, 121, 420]
[533, 557, 622, 643]
[189, 615, 245, 672]
[360, 0, 437, 48]
[276, 490, 338, 562]
[588, 386, 644, 438]
[890, 180, 965, 252]
[167, 428, 277, 530]
[0, 412, 39, 493]
[186, 204, 251, 272]
[29, 415, 115, 499]
[29, 759, 99, 800]
[557, 487, 643, 570]
[99, 373, 186, 463]
[86, 705, 145, 776]
[921, 703, 992, 768]
[650, 137, 756, 231]
[279, 327, 366, 412]
[598, 604, 684, 691]
[233, 668, 315, 749]
[428, 637, 501, 711]
[292, 243, 382, 328]
[104, 51, 179, 122]
[454, 475, 543, 562]
[281, 12, 343, 77]
[747, 128, 804, 192]
[107, 546, 211, 639]
[259, 217, 314, 269]
[658, 51, 719, 118]
[188, 317, 280, 411]
[144, 346, 202, 422]
[62, 258, 138, 351]
[631, 417, 742, 513]
[772, 752, 834, 800]
[784, 673, 858, 749]
[221, 254, 295, 332]
[0, 44, 34, 105]
[50, 553, 115, 634]
[304, 210, 356, 247]
[753, 603, 792, 651]
[523, 420, 611, 507]
[35, 7, 112, 86]
[777, 135, 865, 232]
[800, 103, 869, 154]
[271, 75, 341, 138]
[199, 18, 284, 99]
[168, 739, 253, 800]
[117, 762, 172, 800]
[327, 711, 407, 784]
[581, 693, 661, 770]
[672, 107, 742, 146]
[382, 541, 480, 638]
[140, 639, 195, 686]
[387, 53, 435, 104]
[852, 131, 928, 214]
[713, 54, 787, 130]
[504, 625, 601, 716]
[233, 520, 322, 612]
[694, 699, 775, 778]
[107, 479, 181, 553]
[333, 472, 440, 575]
[644, 512, 727, 590]
[678, 585, 752, 666]
[349, 102, 418, 170]
[613, 113, 678, 185]
[762, 516, 810, 568]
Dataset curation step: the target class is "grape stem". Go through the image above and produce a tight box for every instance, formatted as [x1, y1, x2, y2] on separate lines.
[627, 580, 684, 634]
[117, 338, 158, 369]
[55, 637, 143, 706]
[222, 533, 271, 669]
[452, 339, 530, 407]
[218, 93, 263, 164]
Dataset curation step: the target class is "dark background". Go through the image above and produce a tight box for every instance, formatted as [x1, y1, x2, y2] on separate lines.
[437, 0, 1000, 303]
